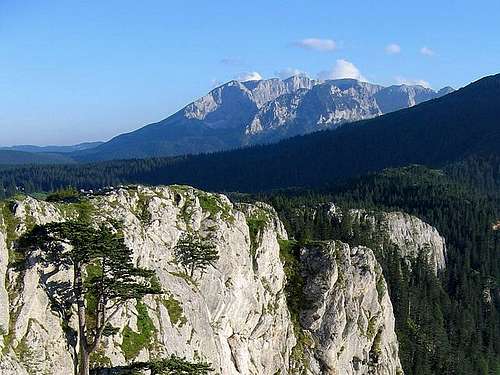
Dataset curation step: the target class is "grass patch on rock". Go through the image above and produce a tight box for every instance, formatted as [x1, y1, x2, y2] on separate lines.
[246, 209, 270, 255]
[198, 193, 234, 223]
[161, 294, 187, 328]
[278, 239, 314, 370]
[120, 299, 156, 361]
[1, 200, 24, 265]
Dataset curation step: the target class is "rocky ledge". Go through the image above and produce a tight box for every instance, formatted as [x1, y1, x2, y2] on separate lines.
[0, 186, 409, 374]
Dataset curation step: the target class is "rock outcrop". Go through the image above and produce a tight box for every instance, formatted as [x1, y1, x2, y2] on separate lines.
[75, 77, 453, 161]
[300, 241, 402, 375]
[325, 204, 446, 274]
[0, 186, 404, 374]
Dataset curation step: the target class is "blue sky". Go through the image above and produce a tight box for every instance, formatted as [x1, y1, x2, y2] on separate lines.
[1, 0, 499, 146]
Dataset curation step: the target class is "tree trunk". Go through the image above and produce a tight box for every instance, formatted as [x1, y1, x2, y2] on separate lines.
[79, 348, 90, 375]
[190, 264, 195, 278]
[75, 263, 90, 375]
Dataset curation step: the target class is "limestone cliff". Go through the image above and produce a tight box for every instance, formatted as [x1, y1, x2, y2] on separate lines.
[324, 204, 446, 274]
[299, 241, 402, 375]
[0, 186, 403, 374]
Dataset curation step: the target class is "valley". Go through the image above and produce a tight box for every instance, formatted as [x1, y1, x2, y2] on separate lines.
[1, 4, 499, 373]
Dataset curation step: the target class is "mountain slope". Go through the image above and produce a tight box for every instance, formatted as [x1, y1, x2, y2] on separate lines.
[74, 77, 451, 161]
[0, 142, 103, 154]
[0, 74, 497, 194]
[74, 77, 317, 160]
[0, 150, 76, 165]
[244, 79, 451, 145]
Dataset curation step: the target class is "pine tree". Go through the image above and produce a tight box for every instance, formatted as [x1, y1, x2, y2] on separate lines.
[19, 220, 162, 375]
[125, 354, 214, 374]
[174, 233, 219, 278]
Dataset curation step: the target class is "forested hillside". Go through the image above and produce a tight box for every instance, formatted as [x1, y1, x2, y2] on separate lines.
[0, 150, 75, 166]
[244, 162, 500, 375]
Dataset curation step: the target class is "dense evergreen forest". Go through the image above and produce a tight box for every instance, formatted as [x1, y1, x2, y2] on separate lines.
[238, 158, 500, 375]
[2, 153, 497, 373]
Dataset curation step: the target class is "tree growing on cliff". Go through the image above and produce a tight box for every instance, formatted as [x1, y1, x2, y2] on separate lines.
[123, 355, 214, 374]
[19, 220, 162, 375]
[174, 233, 219, 278]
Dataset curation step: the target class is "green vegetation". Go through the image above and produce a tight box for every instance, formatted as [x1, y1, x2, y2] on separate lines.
[121, 300, 157, 361]
[366, 316, 378, 340]
[119, 354, 214, 374]
[375, 271, 386, 303]
[56, 197, 95, 223]
[18, 220, 162, 375]
[278, 239, 313, 370]
[174, 233, 219, 278]
[170, 187, 196, 225]
[161, 294, 187, 328]
[135, 192, 152, 225]
[369, 330, 383, 364]
[198, 192, 234, 222]
[46, 187, 82, 203]
[89, 349, 112, 369]
[246, 209, 270, 255]
[1, 199, 22, 264]
[14, 335, 35, 373]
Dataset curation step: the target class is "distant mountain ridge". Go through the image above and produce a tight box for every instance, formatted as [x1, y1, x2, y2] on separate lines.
[0, 150, 76, 165]
[0, 141, 103, 154]
[73, 76, 454, 161]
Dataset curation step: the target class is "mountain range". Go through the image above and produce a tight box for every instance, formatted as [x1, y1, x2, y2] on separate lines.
[71, 76, 453, 161]
[0, 150, 76, 165]
[0, 142, 103, 154]
[0, 142, 102, 165]
[1, 77, 454, 164]
[1, 74, 497, 194]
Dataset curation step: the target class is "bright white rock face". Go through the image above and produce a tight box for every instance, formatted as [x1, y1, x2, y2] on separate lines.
[300, 241, 403, 375]
[330, 205, 447, 274]
[0, 186, 405, 374]
[243, 78, 451, 145]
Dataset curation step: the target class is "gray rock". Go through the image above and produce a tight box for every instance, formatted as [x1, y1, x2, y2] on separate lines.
[374, 84, 444, 113]
[0, 187, 406, 374]
[78, 77, 453, 160]
[300, 241, 403, 375]
[336, 205, 446, 274]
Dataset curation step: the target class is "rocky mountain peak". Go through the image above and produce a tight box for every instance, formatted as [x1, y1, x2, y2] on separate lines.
[75, 76, 455, 160]
[438, 86, 455, 96]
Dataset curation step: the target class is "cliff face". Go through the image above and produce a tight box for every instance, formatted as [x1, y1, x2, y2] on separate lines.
[0, 186, 403, 374]
[299, 241, 402, 375]
[322, 204, 446, 274]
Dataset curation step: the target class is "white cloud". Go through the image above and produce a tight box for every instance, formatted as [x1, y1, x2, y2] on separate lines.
[420, 46, 435, 56]
[395, 76, 431, 88]
[294, 38, 336, 52]
[317, 59, 366, 81]
[235, 72, 263, 82]
[211, 78, 224, 87]
[276, 68, 307, 79]
[385, 43, 401, 54]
